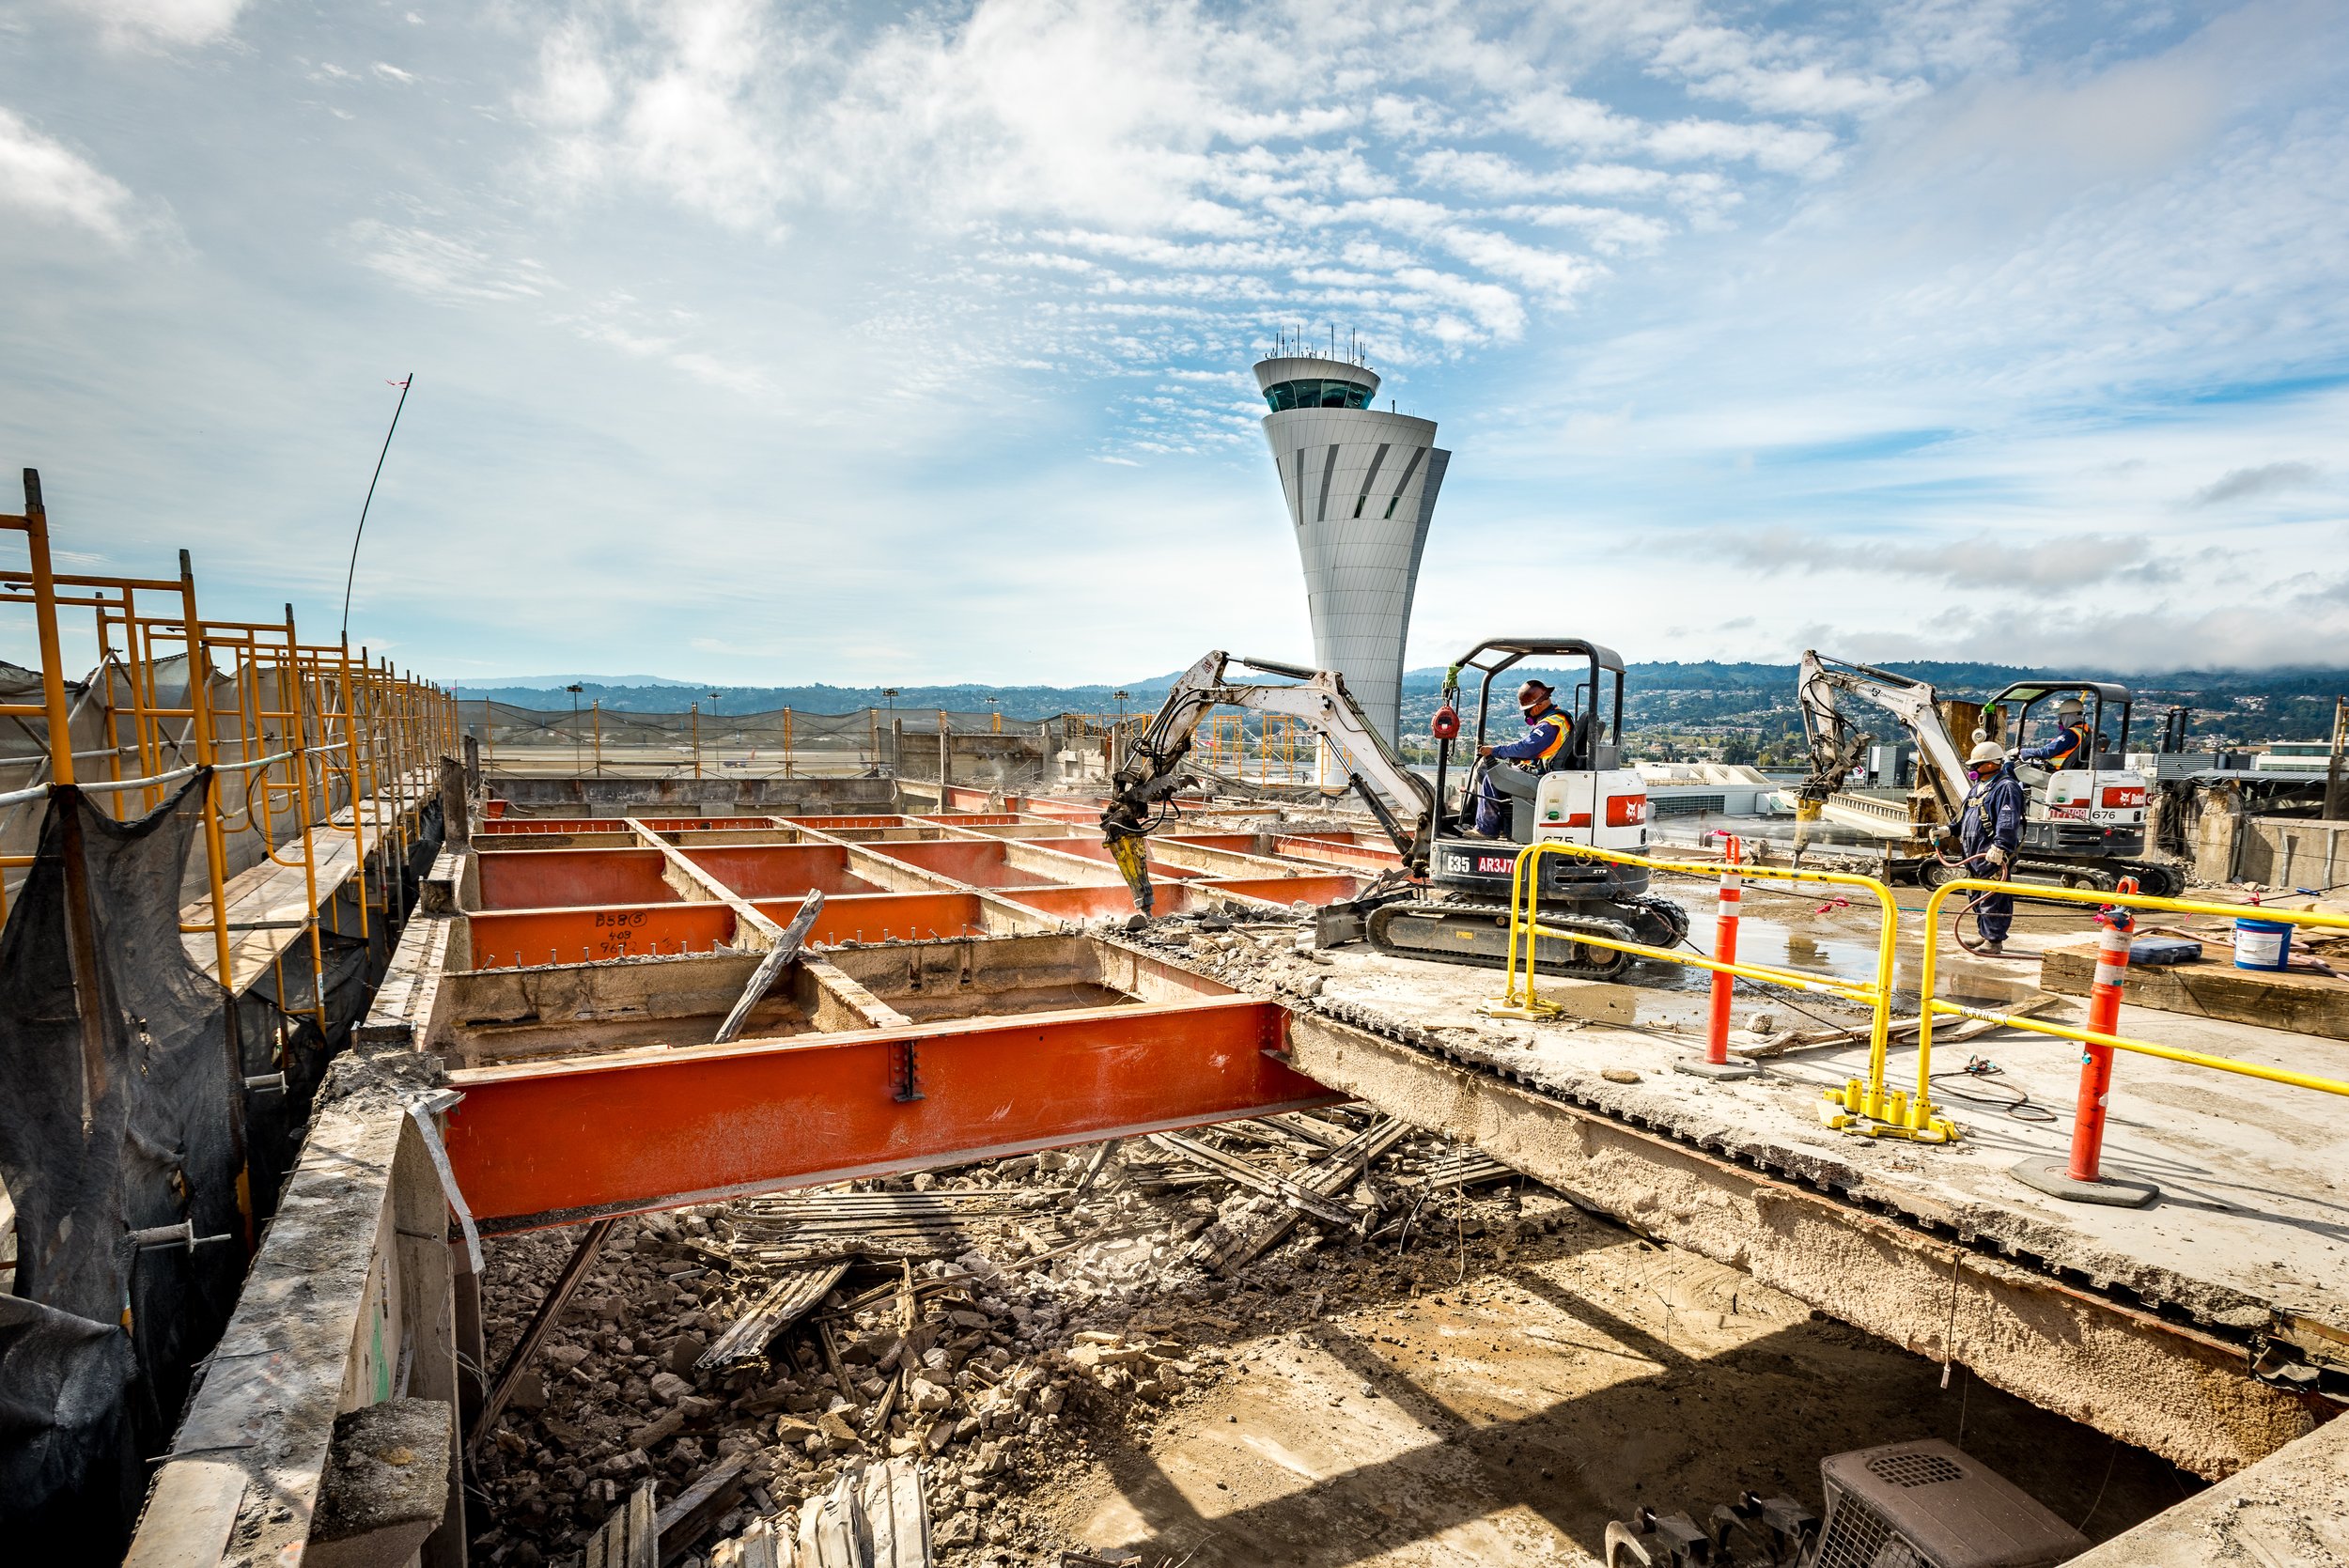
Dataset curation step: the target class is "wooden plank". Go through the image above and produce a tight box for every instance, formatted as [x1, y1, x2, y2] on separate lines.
[121, 1458, 245, 1568]
[469, 1217, 614, 1450]
[654, 1452, 750, 1566]
[2040, 939, 2349, 1042]
[697, 1261, 849, 1372]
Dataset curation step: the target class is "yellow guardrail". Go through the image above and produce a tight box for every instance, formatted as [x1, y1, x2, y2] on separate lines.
[1915, 879, 2349, 1107]
[1484, 839, 1955, 1137]
[1488, 846, 2349, 1157]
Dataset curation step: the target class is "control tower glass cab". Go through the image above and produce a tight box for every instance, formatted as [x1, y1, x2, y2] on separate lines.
[1254, 352, 1449, 747]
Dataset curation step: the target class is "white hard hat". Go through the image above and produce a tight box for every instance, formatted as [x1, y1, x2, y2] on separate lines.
[2055, 697, 2084, 719]
[1969, 740, 2006, 765]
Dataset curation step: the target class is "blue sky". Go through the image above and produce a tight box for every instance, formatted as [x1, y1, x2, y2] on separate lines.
[3, 0, 2344, 686]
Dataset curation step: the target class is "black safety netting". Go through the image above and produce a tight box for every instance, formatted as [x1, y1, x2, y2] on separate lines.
[0, 775, 249, 1565]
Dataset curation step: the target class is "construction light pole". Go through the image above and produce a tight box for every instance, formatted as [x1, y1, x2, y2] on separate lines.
[567, 683, 583, 776]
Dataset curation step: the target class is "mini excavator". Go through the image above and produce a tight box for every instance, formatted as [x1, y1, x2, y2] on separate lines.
[1099, 641, 1688, 977]
[1792, 652, 2180, 895]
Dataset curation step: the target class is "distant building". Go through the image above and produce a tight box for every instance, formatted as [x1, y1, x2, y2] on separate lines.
[1255, 349, 1449, 744]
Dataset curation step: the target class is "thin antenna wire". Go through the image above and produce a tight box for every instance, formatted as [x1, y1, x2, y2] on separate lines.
[341, 373, 413, 643]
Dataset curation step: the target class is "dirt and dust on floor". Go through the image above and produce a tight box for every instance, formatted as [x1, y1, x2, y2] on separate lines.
[468, 1107, 2201, 1568]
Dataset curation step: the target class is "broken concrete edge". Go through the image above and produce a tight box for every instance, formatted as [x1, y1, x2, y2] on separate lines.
[2066, 1405, 2349, 1565]
[1277, 1010, 2323, 1479]
[353, 877, 459, 1051]
[1316, 992, 2328, 1359]
[308, 1396, 453, 1568]
[124, 1049, 467, 1568]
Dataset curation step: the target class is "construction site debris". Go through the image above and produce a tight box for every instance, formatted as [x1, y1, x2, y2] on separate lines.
[467, 1111, 1564, 1567]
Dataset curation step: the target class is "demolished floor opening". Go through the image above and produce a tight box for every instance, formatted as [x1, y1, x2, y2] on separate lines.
[468, 1124, 2201, 1568]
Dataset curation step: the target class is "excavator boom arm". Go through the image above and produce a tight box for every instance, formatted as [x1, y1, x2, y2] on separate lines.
[1100, 651, 1437, 912]
[1794, 652, 1970, 821]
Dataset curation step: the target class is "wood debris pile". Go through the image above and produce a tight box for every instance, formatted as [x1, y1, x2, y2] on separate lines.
[469, 1109, 1560, 1568]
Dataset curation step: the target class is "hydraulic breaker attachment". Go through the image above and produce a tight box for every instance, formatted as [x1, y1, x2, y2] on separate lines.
[1108, 830, 1155, 916]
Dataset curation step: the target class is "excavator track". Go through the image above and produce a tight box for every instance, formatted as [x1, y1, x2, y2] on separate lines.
[1364, 893, 1689, 979]
[2012, 858, 2187, 898]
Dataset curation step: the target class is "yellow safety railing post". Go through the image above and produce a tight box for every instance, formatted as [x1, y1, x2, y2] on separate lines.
[1917, 880, 2349, 1095]
[337, 641, 374, 938]
[1483, 838, 1937, 1138]
[179, 553, 239, 997]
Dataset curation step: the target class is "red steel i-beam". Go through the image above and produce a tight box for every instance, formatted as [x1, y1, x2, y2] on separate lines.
[441, 996, 1337, 1233]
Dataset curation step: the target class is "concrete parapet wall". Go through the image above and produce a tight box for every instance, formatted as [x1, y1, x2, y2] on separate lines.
[125, 1053, 474, 1568]
[2237, 815, 2349, 893]
[488, 775, 896, 814]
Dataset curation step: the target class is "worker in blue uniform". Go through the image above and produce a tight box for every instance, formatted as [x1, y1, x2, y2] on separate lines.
[1957, 739, 2026, 956]
[2015, 697, 2092, 771]
[1471, 679, 1576, 837]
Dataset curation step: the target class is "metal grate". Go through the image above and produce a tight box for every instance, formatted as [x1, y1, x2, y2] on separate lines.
[1815, 1484, 1925, 1568]
[1650, 792, 1726, 817]
[1867, 1450, 1967, 1489]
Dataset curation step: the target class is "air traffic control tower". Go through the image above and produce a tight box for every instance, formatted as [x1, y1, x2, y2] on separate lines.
[1255, 348, 1449, 744]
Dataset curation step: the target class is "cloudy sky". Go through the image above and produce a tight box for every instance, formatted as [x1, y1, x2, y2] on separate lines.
[3, 0, 2345, 686]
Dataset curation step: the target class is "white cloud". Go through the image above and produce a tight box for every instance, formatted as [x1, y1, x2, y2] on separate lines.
[59, 0, 247, 50]
[0, 108, 141, 244]
[346, 221, 551, 304]
[12, 0, 2349, 683]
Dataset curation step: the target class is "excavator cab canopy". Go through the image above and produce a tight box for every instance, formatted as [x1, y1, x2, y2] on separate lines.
[1433, 639, 1626, 830]
[1446, 637, 1625, 766]
[1981, 679, 2134, 768]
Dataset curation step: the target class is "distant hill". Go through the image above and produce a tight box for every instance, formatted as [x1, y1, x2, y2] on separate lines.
[458, 662, 2349, 746]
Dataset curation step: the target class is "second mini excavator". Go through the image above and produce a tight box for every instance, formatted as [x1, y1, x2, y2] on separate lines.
[1791, 651, 2181, 895]
[1099, 640, 1689, 977]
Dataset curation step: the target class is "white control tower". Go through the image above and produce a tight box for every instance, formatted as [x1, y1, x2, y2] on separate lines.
[1255, 346, 1448, 744]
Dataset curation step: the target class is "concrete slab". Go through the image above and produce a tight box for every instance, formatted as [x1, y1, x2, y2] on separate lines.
[1300, 890, 2349, 1349]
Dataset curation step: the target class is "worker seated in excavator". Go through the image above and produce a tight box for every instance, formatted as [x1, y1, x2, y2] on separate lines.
[2014, 697, 2092, 775]
[1470, 678, 1576, 838]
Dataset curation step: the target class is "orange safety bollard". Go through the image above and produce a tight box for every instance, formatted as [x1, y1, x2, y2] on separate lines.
[1679, 831, 1759, 1081]
[2012, 877, 2159, 1206]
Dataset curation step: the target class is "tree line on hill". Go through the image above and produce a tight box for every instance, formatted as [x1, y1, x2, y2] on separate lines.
[459, 661, 2348, 749]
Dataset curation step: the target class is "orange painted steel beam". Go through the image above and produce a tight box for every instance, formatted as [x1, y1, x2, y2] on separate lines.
[1271, 833, 1405, 870]
[442, 996, 1334, 1233]
[679, 842, 886, 897]
[1026, 837, 1212, 879]
[1203, 874, 1366, 906]
[476, 846, 681, 908]
[998, 882, 1197, 920]
[467, 902, 739, 969]
[748, 890, 989, 945]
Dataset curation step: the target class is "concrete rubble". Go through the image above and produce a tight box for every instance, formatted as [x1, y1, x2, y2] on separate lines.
[467, 1107, 1572, 1567]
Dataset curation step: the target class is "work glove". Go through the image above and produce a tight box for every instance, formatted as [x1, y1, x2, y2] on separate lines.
[1985, 846, 2011, 870]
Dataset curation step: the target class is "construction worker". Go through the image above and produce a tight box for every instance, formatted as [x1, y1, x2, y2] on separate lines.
[2016, 697, 2093, 771]
[1471, 679, 1575, 837]
[1957, 739, 2025, 956]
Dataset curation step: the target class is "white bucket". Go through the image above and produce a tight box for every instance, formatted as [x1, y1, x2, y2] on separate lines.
[2232, 919, 2291, 970]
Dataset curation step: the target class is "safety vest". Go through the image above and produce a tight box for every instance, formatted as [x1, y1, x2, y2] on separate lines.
[2046, 722, 2090, 768]
[1528, 706, 1573, 768]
